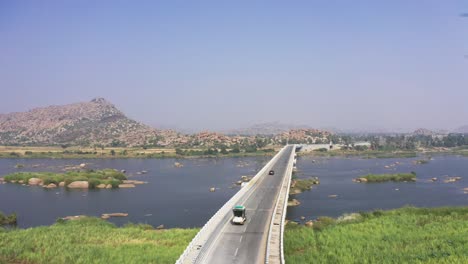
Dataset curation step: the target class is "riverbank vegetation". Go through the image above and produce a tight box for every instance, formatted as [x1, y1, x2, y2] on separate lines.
[0, 217, 198, 264]
[290, 178, 320, 194]
[301, 149, 419, 158]
[355, 172, 416, 183]
[0, 145, 278, 159]
[0, 207, 467, 263]
[0, 212, 17, 226]
[3, 169, 127, 189]
[284, 206, 468, 264]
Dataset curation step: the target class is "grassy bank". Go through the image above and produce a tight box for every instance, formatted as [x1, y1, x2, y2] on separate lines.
[3, 169, 126, 188]
[0, 217, 198, 264]
[285, 206, 468, 264]
[299, 149, 419, 158]
[0, 146, 278, 159]
[357, 172, 416, 183]
[290, 178, 320, 194]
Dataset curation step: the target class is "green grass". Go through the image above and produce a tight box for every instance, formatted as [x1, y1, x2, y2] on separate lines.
[1, 207, 467, 263]
[285, 206, 468, 264]
[359, 172, 416, 183]
[3, 169, 127, 188]
[291, 178, 319, 194]
[0, 217, 199, 264]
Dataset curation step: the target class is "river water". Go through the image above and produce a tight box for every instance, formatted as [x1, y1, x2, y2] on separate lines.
[0, 155, 466, 228]
[287, 155, 467, 222]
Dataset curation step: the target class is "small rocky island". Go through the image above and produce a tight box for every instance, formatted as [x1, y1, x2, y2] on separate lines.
[1, 169, 147, 189]
[353, 172, 416, 183]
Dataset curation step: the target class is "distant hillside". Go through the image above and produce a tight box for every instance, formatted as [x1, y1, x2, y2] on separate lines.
[0, 98, 180, 147]
[454, 125, 468, 134]
[412, 128, 435, 136]
[227, 122, 312, 135]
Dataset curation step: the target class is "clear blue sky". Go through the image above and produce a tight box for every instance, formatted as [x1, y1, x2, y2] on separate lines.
[1, 1, 467, 132]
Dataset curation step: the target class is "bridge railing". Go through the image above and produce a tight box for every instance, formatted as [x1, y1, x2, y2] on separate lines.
[265, 145, 295, 264]
[176, 146, 288, 264]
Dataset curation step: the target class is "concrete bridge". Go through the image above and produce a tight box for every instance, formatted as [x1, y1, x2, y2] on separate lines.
[176, 145, 296, 264]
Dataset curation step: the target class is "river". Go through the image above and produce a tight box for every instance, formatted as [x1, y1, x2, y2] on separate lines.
[0, 155, 466, 228]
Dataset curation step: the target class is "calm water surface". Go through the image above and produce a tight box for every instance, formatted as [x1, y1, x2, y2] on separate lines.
[287, 155, 468, 222]
[0, 157, 269, 228]
[0, 155, 466, 228]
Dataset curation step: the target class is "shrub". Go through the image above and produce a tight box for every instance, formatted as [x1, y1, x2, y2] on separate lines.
[88, 179, 101, 189]
[313, 216, 335, 231]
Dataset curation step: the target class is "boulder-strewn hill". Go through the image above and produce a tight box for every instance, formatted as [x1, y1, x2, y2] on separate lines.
[227, 121, 312, 136]
[0, 98, 181, 146]
[412, 128, 435, 136]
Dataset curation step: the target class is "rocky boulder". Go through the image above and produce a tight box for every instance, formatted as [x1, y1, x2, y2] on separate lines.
[62, 215, 87, 221]
[45, 183, 57, 188]
[288, 199, 301, 207]
[122, 180, 147, 185]
[305, 220, 314, 227]
[118, 183, 135, 188]
[101, 213, 128, 219]
[28, 178, 43, 186]
[67, 181, 89, 189]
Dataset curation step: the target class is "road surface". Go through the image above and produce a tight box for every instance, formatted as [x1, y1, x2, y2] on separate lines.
[195, 145, 294, 264]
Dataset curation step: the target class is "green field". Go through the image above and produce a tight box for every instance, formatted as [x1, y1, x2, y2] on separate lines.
[3, 169, 127, 188]
[284, 207, 468, 264]
[1, 207, 467, 263]
[0, 217, 198, 264]
[359, 172, 416, 183]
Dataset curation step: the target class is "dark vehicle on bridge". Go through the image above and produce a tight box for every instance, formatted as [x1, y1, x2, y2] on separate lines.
[232, 205, 246, 225]
[268, 170, 275, 175]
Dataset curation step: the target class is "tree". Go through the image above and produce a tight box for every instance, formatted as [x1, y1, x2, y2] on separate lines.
[175, 148, 184, 155]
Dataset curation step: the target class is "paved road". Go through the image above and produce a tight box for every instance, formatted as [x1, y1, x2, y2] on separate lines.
[195, 145, 295, 264]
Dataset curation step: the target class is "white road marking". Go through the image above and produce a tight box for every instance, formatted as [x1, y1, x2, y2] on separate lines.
[239, 236, 243, 243]
[234, 248, 239, 257]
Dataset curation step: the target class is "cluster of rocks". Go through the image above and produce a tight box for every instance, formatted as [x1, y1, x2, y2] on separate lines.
[352, 177, 368, 183]
[428, 176, 462, 183]
[384, 162, 400, 169]
[101, 213, 128, 219]
[443, 176, 462, 183]
[64, 163, 88, 171]
[5, 177, 148, 189]
[174, 162, 184, 168]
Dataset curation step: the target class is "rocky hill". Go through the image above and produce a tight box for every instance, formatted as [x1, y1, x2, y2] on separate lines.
[0, 98, 181, 147]
[227, 121, 312, 135]
[412, 128, 435, 136]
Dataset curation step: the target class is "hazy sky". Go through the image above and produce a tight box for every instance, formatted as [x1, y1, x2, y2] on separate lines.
[1, 1, 467, 132]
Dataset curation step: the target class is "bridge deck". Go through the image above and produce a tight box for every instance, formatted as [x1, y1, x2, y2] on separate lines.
[184, 145, 295, 264]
